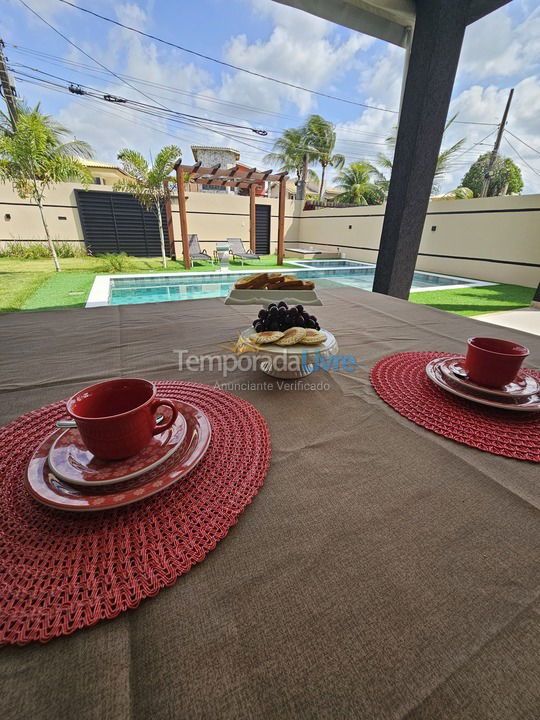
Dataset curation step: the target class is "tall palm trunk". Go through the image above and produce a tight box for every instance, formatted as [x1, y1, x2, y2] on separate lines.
[156, 200, 167, 269]
[35, 185, 61, 272]
[318, 163, 326, 201]
[297, 153, 308, 201]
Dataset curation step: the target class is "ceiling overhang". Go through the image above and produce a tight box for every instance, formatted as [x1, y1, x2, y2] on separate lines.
[273, 0, 512, 47]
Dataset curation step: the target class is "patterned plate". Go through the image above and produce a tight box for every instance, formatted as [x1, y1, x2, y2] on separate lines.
[426, 358, 540, 412]
[48, 409, 187, 486]
[25, 401, 211, 511]
[439, 356, 539, 398]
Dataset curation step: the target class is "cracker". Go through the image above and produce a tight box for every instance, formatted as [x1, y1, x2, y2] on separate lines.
[275, 327, 307, 346]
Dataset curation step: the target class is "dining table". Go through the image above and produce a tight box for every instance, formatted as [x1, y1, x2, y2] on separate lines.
[1, 287, 539, 720]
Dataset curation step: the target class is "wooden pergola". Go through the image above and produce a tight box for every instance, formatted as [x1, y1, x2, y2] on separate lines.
[173, 162, 288, 270]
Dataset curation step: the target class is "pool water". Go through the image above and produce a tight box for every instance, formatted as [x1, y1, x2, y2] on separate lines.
[108, 264, 475, 306]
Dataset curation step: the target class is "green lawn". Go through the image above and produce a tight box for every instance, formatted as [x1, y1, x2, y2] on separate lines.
[409, 283, 535, 316]
[0, 256, 533, 315]
[0, 255, 296, 312]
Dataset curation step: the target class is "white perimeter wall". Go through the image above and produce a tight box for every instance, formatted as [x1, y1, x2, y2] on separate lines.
[1, 182, 538, 288]
[298, 195, 540, 288]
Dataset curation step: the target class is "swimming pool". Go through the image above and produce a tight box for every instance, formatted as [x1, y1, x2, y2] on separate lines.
[87, 264, 492, 307]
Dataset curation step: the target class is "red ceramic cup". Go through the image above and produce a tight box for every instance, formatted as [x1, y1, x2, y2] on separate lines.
[464, 337, 529, 388]
[66, 378, 179, 460]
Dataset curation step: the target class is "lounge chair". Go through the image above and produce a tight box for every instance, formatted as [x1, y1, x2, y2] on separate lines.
[188, 235, 213, 265]
[227, 237, 260, 264]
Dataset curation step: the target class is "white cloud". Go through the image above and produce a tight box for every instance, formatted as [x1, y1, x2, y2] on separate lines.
[359, 44, 405, 110]
[54, 3, 219, 163]
[217, 0, 373, 115]
[459, 6, 540, 80]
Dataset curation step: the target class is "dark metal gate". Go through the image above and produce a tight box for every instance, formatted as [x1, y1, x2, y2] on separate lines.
[255, 204, 271, 254]
[75, 189, 170, 257]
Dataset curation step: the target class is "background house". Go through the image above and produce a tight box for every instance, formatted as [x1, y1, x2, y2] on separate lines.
[77, 158, 131, 186]
[189, 146, 240, 193]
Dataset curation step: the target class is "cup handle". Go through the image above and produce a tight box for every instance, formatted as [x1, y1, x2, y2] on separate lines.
[150, 399, 178, 435]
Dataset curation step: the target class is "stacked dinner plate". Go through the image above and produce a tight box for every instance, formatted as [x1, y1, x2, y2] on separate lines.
[25, 401, 211, 512]
[426, 355, 540, 412]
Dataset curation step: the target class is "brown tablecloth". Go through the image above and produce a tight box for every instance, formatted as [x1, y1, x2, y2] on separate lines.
[1, 288, 539, 720]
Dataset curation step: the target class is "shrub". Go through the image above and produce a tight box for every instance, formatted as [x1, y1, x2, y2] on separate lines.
[0, 241, 51, 259]
[55, 242, 88, 258]
[0, 240, 89, 259]
[98, 252, 134, 272]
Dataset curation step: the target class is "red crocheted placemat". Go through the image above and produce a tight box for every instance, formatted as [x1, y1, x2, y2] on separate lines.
[370, 352, 540, 463]
[0, 382, 271, 646]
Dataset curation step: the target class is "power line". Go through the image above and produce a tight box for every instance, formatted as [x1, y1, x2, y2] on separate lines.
[504, 129, 540, 157]
[13, 62, 393, 147]
[6, 42, 499, 138]
[16, 0, 176, 112]
[13, 73, 278, 156]
[11, 66, 268, 135]
[503, 136, 540, 178]
[450, 128, 498, 162]
[54, 0, 501, 128]
[11, 67, 395, 155]
[56, 0, 401, 115]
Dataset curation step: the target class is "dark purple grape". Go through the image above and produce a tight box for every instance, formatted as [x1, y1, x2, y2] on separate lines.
[302, 311, 310, 322]
[315, 323, 320, 331]
[264, 317, 272, 330]
[252, 319, 259, 327]
[267, 303, 277, 310]
[269, 319, 280, 331]
[289, 306, 298, 316]
[296, 305, 304, 313]
[269, 306, 278, 315]
[306, 319, 316, 329]
[254, 322, 264, 333]
[258, 309, 267, 319]
[296, 315, 305, 327]
[278, 301, 288, 309]
[309, 314, 317, 322]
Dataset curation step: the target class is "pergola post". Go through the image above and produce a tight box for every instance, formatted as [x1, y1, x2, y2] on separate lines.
[175, 165, 191, 270]
[163, 180, 175, 260]
[249, 183, 256, 252]
[372, 0, 471, 299]
[277, 177, 286, 265]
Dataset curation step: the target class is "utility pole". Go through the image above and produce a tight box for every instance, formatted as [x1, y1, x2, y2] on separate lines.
[479, 88, 514, 198]
[0, 39, 18, 129]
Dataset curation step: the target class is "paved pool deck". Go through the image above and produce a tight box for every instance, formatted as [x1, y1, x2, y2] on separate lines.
[472, 306, 540, 337]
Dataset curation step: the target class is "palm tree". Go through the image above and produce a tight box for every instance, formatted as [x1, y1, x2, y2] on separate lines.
[377, 114, 465, 194]
[0, 105, 93, 271]
[263, 128, 318, 196]
[334, 162, 385, 205]
[303, 115, 345, 201]
[115, 146, 181, 269]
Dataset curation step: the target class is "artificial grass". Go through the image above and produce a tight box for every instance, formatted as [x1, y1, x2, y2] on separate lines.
[22, 273, 97, 312]
[0, 254, 298, 313]
[409, 283, 534, 316]
[0, 271, 52, 312]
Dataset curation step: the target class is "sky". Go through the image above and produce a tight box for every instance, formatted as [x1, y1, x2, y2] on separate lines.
[2, 0, 540, 194]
